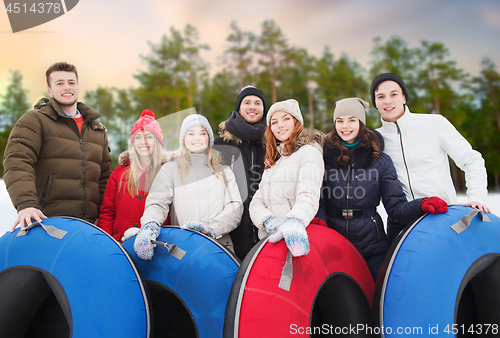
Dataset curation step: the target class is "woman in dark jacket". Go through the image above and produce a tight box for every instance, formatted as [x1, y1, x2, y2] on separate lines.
[317, 98, 448, 280]
[213, 85, 267, 260]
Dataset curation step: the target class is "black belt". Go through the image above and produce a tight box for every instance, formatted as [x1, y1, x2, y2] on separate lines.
[331, 208, 377, 220]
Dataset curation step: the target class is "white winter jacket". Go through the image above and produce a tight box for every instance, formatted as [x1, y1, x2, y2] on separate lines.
[141, 152, 243, 250]
[249, 129, 325, 239]
[377, 107, 488, 204]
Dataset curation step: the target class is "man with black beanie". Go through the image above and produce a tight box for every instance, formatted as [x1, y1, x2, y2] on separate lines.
[214, 85, 267, 260]
[371, 73, 489, 242]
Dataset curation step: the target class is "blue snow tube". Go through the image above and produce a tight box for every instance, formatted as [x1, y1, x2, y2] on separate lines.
[0, 217, 150, 338]
[376, 205, 500, 337]
[122, 226, 240, 338]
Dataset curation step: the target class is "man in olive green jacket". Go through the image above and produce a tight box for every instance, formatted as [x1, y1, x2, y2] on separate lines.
[3, 62, 111, 231]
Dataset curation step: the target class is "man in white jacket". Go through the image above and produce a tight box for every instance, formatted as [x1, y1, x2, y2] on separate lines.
[370, 73, 490, 240]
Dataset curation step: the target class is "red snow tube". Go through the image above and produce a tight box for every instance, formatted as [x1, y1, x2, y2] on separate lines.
[224, 224, 375, 337]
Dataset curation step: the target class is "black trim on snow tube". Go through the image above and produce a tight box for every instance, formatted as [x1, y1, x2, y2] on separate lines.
[375, 205, 500, 337]
[0, 217, 150, 338]
[123, 226, 240, 338]
[223, 224, 375, 337]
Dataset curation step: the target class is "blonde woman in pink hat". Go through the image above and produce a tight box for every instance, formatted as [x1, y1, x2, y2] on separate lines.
[99, 109, 171, 242]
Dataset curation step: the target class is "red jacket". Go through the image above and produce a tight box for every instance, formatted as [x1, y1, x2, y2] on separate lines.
[99, 152, 170, 242]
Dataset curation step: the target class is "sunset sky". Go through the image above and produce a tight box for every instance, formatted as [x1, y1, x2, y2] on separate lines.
[1, 0, 499, 106]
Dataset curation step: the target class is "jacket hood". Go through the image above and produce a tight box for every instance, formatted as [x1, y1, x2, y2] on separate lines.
[217, 121, 243, 144]
[118, 150, 175, 166]
[323, 128, 384, 169]
[34, 97, 104, 130]
[293, 128, 326, 153]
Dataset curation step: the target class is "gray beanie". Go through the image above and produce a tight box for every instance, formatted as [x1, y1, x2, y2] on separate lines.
[333, 98, 369, 125]
[266, 99, 304, 126]
[179, 114, 214, 147]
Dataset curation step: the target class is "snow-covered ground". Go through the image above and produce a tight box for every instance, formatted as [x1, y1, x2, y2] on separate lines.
[0, 179, 499, 235]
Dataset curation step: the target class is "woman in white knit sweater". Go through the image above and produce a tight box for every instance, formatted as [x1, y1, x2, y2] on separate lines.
[134, 114, 243, 260]
[249, 99, 325, 257]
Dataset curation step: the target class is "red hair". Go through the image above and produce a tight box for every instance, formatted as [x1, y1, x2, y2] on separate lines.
[264, 117, 304, 169]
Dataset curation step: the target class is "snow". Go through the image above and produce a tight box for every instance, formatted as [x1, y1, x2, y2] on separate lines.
[0, 179, 499, 236]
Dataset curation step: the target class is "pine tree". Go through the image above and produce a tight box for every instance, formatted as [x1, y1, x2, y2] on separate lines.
[224, 21, 255, 89]
[255, 20, 288, 104]
[0, 70, 30, 176]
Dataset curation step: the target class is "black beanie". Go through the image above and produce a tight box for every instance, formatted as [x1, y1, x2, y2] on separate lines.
[235, 85, 268, 116]
[370, 73, 408, 108]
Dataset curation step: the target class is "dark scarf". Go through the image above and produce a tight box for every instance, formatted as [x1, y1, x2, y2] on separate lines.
[224, 111, 266, 142]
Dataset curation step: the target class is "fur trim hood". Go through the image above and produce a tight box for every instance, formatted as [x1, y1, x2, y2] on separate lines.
[118, 150, 175, 166]
[293, 128, 326, 153]
[323, 128, 384, 169]
[217, 121, 243, 144]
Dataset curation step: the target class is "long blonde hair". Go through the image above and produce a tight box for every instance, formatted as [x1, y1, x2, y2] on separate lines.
[175, 144, 227, 188]
[119, 136, 164, 196]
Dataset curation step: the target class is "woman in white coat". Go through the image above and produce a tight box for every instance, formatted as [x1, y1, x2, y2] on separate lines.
[249, 99, 325, 257]
[134, 114, 243, 260]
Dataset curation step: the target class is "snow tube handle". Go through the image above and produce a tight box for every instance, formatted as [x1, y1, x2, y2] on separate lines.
[278, 251, 293, 291]
[450, 208, 491, 234]
[151, 240, 186, 260]
[16, 221, 68, 239]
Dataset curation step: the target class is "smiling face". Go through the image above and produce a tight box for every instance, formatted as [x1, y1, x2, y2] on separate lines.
[47, 71, 79, 109]
[374, 80, 406, 122]
[335, 115, 360, 144]
[239, 95, 264, 125]
[184, 125, 209, 153]
[133, 130, 156, 159]
[270, 111, 295, 142]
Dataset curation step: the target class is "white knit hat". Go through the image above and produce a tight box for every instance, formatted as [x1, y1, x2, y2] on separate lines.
[333, 98, 369, 125]
[179, 114, 214, 147]
[266, 99, 303, 126]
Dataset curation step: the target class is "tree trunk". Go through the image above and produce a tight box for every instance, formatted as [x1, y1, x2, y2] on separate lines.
[488, 80, 500, 131]
[238, 52, 244, 89]
[308, 81, 314, 129]
[271, 52, 277, 104]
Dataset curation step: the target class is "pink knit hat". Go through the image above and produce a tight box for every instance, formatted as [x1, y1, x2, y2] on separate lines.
[130, 109, 164, 146]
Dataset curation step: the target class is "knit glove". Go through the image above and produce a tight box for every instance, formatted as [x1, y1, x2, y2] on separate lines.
[269, 218, 310, 257]
[121, 227, 140, 242]
[264, 216, 283, 234]
[134, 222, 161, 260]
[421, 197, 448, 214]
[184, 221, 216, 239]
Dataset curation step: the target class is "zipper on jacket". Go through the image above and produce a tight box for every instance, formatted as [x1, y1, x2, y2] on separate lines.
[39, 175, 51, 209]
[346, 165, 351, 240]
[247, 140, 258, 243]
[396, 122, 415, 200]
[79, 137, 88, 217]
[371, 216, 381, 240]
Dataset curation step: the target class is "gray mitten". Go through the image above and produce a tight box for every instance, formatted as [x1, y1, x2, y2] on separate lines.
[264, 216, 283, 234]
[269, 218, 310, 257]
[134, 222, 161, 260]
[183, 221, 216, 238]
